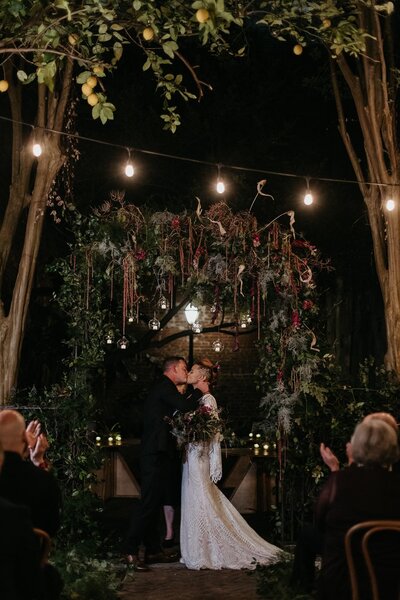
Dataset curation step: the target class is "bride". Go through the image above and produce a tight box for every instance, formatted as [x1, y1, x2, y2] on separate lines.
[180, 360, 283, 570]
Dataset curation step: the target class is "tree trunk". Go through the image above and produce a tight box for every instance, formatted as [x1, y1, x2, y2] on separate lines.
[0, 60, 72, 404]
[330, 4, 400, 377]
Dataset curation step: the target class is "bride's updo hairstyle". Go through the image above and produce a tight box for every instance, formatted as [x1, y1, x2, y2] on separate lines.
[197, 358, 218, 388]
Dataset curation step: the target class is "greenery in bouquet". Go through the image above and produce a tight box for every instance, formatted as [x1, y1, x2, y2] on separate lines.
[166, 404, 224, 448]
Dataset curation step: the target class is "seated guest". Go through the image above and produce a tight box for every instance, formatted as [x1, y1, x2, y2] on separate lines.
[316, 418, 400, 600]
[291, 412, 399, 593]
[0, 410, 61, 537]
[0, 441, 41, 600]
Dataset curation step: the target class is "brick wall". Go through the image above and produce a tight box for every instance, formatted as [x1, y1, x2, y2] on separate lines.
[105, 307, 262, 438]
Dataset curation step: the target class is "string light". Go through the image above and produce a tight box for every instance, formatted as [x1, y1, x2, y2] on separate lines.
[386, 198, 395, 212]
[1, 114, 399, 194]
[30, 126, 43, 157]
[124, 147, 135, 177]
[215, 164, 226, 194]
[303, 177, 313, 206]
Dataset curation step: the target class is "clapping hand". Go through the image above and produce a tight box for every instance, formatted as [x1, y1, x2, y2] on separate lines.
[320, 443, 340, 472]
[26, 420, 50, 469]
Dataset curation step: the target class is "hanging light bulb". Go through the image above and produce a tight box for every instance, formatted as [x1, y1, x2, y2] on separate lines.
[184, 302, 199, 325]
[124, 147, 135, 177]
[303, 177, 313, 205]
[127, 311, 135, 323]
[32, 142, 42, 157]
[386, 198, 395, 212]
[192, 321, 203, 334]
[215, 163, 226, 194]
[117, 335, 129, 350]
[159, 295, 169, 310]
[148, 314, 161, 330]
[212, 339, 224, 353]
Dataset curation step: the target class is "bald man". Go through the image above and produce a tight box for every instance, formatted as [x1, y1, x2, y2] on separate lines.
[0, 410, 61, 537]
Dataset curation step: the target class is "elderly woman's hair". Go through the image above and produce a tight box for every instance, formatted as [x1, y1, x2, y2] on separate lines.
[351, 418, 400, 467]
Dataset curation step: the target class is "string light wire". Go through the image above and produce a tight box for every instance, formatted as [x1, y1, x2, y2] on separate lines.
[0, 114, 399, 190]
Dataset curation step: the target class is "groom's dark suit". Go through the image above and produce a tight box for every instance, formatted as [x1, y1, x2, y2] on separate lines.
[125, 375, 198, 556]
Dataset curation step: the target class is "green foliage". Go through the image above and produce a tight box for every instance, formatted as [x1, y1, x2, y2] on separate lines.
[0, 0, 389, 128]
[253, 555, 314, 600]
[55, 549, 120, 600]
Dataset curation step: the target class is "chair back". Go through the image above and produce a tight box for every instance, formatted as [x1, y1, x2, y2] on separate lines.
[344, 520, 400, 600]
[33, 527, 51, 567]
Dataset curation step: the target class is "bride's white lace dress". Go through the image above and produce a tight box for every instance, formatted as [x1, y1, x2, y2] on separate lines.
[180, 392, 282, 570]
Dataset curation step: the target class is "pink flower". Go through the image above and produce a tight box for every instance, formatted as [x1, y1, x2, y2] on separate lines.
[302, 300, 314, 310]
[252, 233, 260, 247]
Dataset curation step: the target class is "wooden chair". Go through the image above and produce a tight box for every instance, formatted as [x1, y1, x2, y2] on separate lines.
[344, 520, 400, 600]
[33, 527, 51, 567]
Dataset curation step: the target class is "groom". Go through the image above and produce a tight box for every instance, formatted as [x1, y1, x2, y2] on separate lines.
[124, 356, 198, 571]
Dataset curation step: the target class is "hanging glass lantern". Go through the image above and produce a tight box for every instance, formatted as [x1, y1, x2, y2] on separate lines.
[148, 315, 161, 331]
[239, 315, 248, 329]
[159, 295, 169, 310]
[192, 321, 203, 334]
[117, 336, 129, 350]
[212, 339, 224, 353]
[105, 331, 114, 345]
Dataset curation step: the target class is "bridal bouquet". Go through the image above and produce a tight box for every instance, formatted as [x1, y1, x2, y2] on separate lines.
[165, 404, 224, 448]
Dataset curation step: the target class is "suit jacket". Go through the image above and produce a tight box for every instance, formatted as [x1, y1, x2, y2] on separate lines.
[316, 465, 400, 600]
[0, 496, 40, 600]
[0, 452, 61, 537]
[140, 375, 198, 456]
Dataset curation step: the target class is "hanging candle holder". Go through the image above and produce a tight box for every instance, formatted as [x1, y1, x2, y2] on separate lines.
[192, 321, 203, 334]
[117, 335, 129, 350]
[105, 330, 114, 345]
[158, 295, 169, 311]
[212, 339, 224, 353]
[148, 313, 161, 331]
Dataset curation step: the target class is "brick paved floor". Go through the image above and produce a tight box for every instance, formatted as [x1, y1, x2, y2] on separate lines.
[118, 562, 261, 600]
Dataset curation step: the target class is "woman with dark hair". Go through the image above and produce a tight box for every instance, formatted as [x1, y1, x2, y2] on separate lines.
[179, 360, 282, 570]
[316, 418, 400, 599]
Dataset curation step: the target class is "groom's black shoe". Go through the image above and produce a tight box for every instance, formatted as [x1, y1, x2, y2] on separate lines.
[145, 551, 179, 564]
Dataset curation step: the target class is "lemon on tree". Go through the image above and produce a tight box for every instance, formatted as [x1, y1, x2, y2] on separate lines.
[0, 80, 9, 92]
[322, 19, 331, 29]
[93, 65, 104, 76]
[293, 44, 303, 55]
[86, 76, 97, 89]
[196, 8, 209, 23]
[68, 34, 78, 46]
[81, 83, 93, 96]
[142, 27, 155, 41]
[87, 93, 99, 106]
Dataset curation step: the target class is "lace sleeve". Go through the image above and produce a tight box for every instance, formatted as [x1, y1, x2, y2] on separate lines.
[209, 433, 222, 482]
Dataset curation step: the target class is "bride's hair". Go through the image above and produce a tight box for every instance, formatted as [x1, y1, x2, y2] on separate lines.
[196, 358, 218, 387]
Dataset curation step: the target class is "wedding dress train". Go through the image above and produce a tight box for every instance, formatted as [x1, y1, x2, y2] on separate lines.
[180, 393, 282, 570]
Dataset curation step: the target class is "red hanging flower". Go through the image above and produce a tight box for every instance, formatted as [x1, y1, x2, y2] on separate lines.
[252, 233, 260, 247]
[135, 249, 146, 261]
[302, 299, 314, 310]
[291, 309, 301, 328]
[171, 217, 180, 230]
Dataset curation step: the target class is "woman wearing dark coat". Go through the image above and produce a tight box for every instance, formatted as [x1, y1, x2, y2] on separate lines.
[316, 418, 400, 600]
